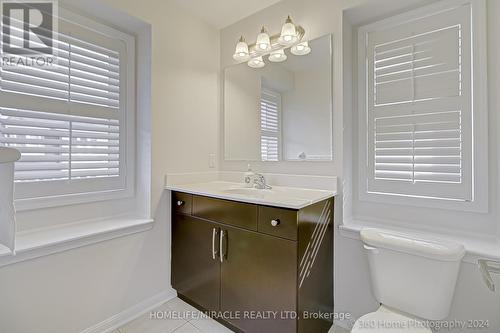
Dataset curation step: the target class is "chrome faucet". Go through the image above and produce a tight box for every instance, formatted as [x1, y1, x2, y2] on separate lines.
[253, 173, 272, 190]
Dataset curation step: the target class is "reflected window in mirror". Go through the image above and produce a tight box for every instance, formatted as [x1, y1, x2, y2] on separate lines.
[260, 88, 281, 161]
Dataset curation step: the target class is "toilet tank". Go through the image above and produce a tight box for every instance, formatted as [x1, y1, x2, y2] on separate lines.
[360, 228, 465, 320]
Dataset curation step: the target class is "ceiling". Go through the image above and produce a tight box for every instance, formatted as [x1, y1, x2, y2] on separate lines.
[172, 0, 283, 29]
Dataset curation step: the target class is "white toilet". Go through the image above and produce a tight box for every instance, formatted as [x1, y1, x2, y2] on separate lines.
[352, 228, 466, 333]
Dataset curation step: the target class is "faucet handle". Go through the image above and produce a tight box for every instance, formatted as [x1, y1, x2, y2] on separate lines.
[254, 173, 264, 181]
[244, 164, 255, 187]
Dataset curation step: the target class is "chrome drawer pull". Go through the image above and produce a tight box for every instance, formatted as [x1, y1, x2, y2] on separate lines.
[176, 200, 184, 207]
[220, 230, 225, 263]
[212, 228, 218, 260]
[271, 219, 280, 227]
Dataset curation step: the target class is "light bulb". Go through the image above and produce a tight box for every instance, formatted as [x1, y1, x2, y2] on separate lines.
[269, 49, 287, 62]
[256, 26, 271, 52]
[248, 56, 265, 68]
[278, 16, 298, 46]
[291, 41, 311, 56]
[233, 36, 250, 61]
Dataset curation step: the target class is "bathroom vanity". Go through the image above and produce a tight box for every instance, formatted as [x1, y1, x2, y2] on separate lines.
[169, 183, 334, 333]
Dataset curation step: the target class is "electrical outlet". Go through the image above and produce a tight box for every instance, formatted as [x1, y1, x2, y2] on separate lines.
[209, 153, 216, 168]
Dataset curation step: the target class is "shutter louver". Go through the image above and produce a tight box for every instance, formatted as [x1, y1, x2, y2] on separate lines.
[260, 90, 280, 161]
[0, 15, 125, 196]
[0, 108, 119, 182]
[365, 4, 473, 201]
[0, 26, 120, 110]
[261, 136, 279, 162]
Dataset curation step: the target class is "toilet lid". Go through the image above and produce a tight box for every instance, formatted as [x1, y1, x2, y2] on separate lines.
[351, 309, 432, 333]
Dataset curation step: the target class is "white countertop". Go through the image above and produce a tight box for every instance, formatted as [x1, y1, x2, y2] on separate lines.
[165, 181, 336, 209]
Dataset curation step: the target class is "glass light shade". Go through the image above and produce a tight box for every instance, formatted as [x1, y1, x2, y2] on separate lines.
[248, 56, 265, 68]
[291, 41, 311, 56]
[256, 27, 271, 52]
[268, 49, 287, 62]
[232, 36, 250, 61]
[278, 16, 298, 46]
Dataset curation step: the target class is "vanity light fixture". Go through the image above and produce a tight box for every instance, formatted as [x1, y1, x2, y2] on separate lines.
[269, 49, 287, 62]
[256, 27, 271, 52]
[232, 15, 310, 69]
[232, 36, 250, 61]
[278, 15, 299, 46]
[248, 56, 265, 68]
[291, 41, 311, 55]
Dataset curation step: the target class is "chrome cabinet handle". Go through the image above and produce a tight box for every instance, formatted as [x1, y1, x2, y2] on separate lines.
[220, 230, 225, 263]
[212, 228, 218, 260]
[176, 200, 184, 207]
[271, 219, 280, 227]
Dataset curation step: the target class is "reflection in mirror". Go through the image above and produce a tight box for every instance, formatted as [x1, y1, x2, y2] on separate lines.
[224, 34, 332, 162]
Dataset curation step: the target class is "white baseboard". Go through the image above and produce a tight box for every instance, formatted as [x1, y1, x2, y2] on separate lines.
[81, 288, 177, 333]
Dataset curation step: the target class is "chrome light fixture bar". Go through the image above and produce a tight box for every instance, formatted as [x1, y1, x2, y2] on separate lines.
[232, 16, 310, 69]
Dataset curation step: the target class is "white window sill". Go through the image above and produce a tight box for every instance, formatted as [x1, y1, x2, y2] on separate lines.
[0, 217, 154, 268]
[339, 221, 500, 264]
[359, 191, 488, 213]
[15, 187, 134, 212]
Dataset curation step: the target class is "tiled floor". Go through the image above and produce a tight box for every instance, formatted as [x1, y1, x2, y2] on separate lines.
[115, 297, 236, 333]
[115, 297, 350, 333]
[334, 326, 351, 333]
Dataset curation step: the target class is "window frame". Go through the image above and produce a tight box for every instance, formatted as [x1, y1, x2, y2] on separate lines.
[10, 7, 136, 211]
[357, 0, 488, 212]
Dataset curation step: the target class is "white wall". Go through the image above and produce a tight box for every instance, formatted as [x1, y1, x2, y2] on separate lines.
[221, 0, 500, 332]
[0, 0, 220, 332]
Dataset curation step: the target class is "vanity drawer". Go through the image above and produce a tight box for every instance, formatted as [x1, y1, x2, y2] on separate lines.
[258, 206, 298, 241]
[193, 196, 258, 231]
[172, 192, 192, 215]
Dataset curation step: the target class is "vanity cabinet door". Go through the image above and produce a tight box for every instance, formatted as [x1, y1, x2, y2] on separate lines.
[220, 226, 297, 333]
[172, 214, 220, 312]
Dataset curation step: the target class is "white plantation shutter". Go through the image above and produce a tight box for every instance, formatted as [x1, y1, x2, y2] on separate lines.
[260, 89, 281, 161]
[0, 11, 132, 202]
[0, 109, 120, 182]
[1, 18, 121, 115]
[362, 2, 473, 201]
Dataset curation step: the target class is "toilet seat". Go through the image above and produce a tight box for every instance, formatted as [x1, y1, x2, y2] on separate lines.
[351, 306, 432, 333]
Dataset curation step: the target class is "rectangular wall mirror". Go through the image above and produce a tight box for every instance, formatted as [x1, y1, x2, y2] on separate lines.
[224, 34, 333, 162]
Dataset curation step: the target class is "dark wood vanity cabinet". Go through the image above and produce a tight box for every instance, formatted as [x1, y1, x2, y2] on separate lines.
[171, 192, 334, 333]
[171, 213, 221, 311]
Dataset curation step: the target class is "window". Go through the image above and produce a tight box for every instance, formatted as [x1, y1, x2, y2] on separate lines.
[357, 0, 487, 209]
[260, 89, 281, 161]
[0, 8, 135, 209]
